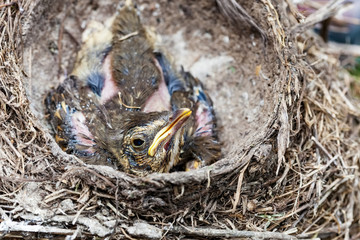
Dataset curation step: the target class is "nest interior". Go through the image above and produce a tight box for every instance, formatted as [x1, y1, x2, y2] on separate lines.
[1, 0, 359, 239]
[23, 0, 279, 156]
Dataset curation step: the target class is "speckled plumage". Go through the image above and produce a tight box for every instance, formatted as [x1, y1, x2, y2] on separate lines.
[45, 2, 220, 176]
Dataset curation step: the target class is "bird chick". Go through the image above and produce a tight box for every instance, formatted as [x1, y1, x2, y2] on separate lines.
[45, 2, 220, 176]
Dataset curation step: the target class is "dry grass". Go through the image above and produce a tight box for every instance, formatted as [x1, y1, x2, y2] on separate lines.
[0, 0, 359, 239]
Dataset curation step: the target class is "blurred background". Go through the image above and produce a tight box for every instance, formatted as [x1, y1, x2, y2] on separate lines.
[294, 0, 360, 77]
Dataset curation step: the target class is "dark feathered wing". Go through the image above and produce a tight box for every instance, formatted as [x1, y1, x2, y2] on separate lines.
[45, 76, 111, 164]
[155, 52, 221, 169]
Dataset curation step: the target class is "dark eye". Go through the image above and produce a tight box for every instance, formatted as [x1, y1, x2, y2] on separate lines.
[132, 138, 145, 147]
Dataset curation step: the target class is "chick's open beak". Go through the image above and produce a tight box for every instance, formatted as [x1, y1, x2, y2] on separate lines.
[148, 108, 192, 156]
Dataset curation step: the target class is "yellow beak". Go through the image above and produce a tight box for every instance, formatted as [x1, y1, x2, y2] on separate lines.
[148, 108, 192, 156]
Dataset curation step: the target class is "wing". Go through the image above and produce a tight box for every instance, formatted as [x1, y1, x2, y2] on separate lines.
[154, 52, 221, 169]
[71, 19, 118, 106]
[111, 3, 168, 110]
[178, 70, 221, 169]
[45, 76, 98, 158]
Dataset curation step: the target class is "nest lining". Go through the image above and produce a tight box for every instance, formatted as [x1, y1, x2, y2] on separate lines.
[0, 0, 359, 239]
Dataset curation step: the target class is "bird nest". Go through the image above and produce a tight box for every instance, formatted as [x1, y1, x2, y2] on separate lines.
[1, 0, 359, 239]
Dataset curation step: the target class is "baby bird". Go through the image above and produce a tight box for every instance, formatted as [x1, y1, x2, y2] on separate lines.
[45, 1, 220, 176]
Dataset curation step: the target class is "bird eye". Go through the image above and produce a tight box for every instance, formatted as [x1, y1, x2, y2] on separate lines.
[132, 138, 145, 147]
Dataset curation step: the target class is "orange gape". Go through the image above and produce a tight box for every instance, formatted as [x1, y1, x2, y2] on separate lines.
[45, 1, 220, 176]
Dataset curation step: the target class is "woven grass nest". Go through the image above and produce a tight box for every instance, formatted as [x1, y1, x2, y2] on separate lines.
[1, 0, 359, 239]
